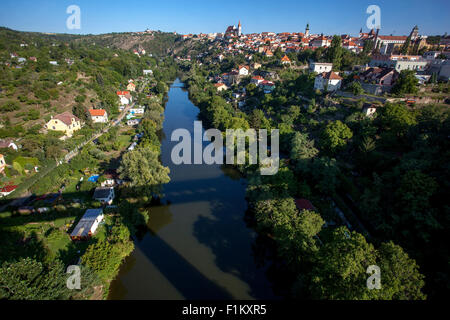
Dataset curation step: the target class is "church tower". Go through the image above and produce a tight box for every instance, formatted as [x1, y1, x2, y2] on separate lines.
[238, 20, 242, 36]
[305, 23, 310, 38]
[410, 25, 419, 41]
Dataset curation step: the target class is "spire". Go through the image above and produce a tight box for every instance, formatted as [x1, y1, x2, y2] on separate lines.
[238, 20, 241, 27]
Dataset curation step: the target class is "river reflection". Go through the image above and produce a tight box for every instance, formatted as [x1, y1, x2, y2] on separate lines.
[108, 79, 278, 300]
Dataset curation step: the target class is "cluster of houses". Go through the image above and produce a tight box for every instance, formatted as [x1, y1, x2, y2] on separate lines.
[182, 23, 449, 58]
[70, 182, 117, 241]
[6, 51, 75, 69]
[183, 22, 449, 98]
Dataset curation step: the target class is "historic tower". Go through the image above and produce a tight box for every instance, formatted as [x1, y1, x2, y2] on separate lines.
[305, 23, 310, 37]
[238, 20, 242, 36]
[410, 25, 419, 41]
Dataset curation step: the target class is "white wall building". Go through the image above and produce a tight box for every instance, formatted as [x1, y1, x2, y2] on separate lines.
[314, 71, 343, 92]
[310, 62, 333, 73]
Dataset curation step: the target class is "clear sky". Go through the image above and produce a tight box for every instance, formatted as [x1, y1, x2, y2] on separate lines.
[0, 0, 449, 36]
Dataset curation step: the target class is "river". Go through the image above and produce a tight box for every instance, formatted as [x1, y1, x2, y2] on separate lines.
[108, 79, 278, 300]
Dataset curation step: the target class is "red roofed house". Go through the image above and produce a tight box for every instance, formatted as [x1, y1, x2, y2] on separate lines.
[89, 109, 109, 123]
[295, 199, 316, 212]
[314, 71, 343, 92]
[0, 139, 18, 151]
[117, 91, 132, 105]
[127, 82, 136, 92]
[0, 185, 18, 197]
[251, 76, 265, 85]
[214, 83, 228, 92]
[281, 55, 291, 65]
[238, 65, 250, 76]
[44, 112, 82, 137]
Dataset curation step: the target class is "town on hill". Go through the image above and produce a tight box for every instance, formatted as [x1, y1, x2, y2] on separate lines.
[0, 8, 449, 306]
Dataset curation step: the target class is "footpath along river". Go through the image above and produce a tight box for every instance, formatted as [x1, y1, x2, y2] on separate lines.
[108, 79, 279, 299]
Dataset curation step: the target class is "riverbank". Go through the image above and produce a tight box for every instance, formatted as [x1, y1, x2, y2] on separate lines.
[108, 79, 278, 300]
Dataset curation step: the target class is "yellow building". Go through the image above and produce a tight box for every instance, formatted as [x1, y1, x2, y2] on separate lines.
[0, 154, 6, 174]
[127, 82, 136, 92]
[45, 112, 82, 137]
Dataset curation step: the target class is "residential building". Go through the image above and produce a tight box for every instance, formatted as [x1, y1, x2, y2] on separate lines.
[281, 55, 291, 65]
[369, 54, 429, 72]
[127, 82, 136, 92]
[44, 112, 82, 137]
[0, 185, 18, 197]
[314, 71, 343, 92]
[261, 80, 276, 93]
[70, 209, 105, 241]
[93, 187, 115, 205]
[0, 139, 19, 151]
[129, 106, 145, 115]
[295, 199, 315, 212]
[127, 119, 141, 126]
[362, 103, 379, 117]
[238, 65, 250, 76]
[311, 35, 331, 47]
[0, 154, 6, 174]
[310, 62, 333, 73]
[214, 83, 228, 91]
[251, 76, 265, 85]
[89, 109, 109, 123]
[117, 91, 132, 105]
[358, 67, 397, 86]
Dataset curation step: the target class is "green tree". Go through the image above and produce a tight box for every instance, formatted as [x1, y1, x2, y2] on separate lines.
[376, 241, 426, 300]
[321, 120, 353, 152]
[392, 70, 419, 95]
[118, 146, 170, 197]
[327, 35, 343, 70]
[0, 258, 70, 300]
[349, 81, 364, 96]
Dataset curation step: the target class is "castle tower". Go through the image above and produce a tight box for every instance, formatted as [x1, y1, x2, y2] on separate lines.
[305, 23, 310, 37]
[238, 20, 242, 36]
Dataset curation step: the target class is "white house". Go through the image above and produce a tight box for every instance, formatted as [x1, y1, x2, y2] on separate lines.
[117, 91, 132, 105]
[0, 139, 19, 151]
[214, 83, 228, 92]
[311, 36, 331, 47]
[143, 69, 153, 76]
[362, 104, 379, 117]
[70, 209, 104, 240]
[49, 61, 58, 66]
[88, 109, 108, 123]
[238, 65, 250, 76]
[251, 76, 265, 85]
[127, 119, 141, 126]
[310, 62, 333, 73]
[93, 187, 115, 205]
[129, 106, 145, 115]
[314, 71, 343, 92]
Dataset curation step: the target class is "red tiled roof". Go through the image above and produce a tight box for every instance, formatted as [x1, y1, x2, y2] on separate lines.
[378, 35, 407, 41]
[89, 109, 106, 116]
[54, 112, 79, 126]
[321, 71, 343, 80]
[295, 199, 315, 211]
[116, 91, 130, 96]
[1, 185, 18, 193]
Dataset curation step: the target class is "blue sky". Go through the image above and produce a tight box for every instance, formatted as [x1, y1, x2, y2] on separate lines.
[0, 0, 449, 36]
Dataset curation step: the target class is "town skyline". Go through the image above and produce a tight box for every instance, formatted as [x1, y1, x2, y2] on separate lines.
[0, 0, 449, 36]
